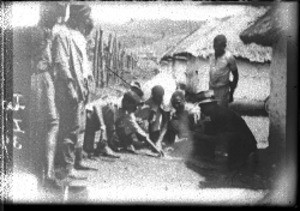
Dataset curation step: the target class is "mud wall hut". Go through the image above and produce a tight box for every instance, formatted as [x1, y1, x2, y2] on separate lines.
[240, 2, 297, 169]
[240, 2, 298, 204]
[160, 6, 272, 97]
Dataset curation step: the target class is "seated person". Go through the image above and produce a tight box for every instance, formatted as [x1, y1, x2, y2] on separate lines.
[195, 92, 258, 171]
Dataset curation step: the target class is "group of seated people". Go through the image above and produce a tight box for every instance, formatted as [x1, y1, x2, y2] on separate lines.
[83, 81, 258, 172]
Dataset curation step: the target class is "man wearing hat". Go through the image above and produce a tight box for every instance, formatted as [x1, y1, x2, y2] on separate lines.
[195, 91, 257, 171]
[208, 34, 239, 107]
[52, 3, 94, 180]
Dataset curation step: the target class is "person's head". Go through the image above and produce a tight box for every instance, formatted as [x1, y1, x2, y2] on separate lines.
[130, 81, 144, 99]
[68, 4, 92, 33]
[151, 85, 165, 105]
[171, 90, 185, 113]
[122, 91, 143, 112]
[213, 34, 227, 57]
[84, 17, 94, 37]
[39, 2, 66, 29]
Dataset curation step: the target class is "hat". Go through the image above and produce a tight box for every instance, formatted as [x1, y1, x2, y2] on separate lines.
[130, 81, 144, 98]
[69, 4, 91, 20]
[195, 90, 215, 102]
[197, 90, 217, 105]
[198, 98, 218, 105]
[130, 81, 141, 89]
[122, 91, 143, 107]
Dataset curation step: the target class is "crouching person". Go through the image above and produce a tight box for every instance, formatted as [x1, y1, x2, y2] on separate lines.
[116, 91, 162, 155]
[195, 92, 257, 171]
[144, 85, 169, 148]
[83, 99, 121, 159]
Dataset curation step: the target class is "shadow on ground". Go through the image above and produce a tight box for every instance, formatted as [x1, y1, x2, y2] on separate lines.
[185, 156, 270, 191]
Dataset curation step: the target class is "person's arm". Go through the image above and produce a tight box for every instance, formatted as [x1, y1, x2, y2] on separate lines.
[129, 113, 149, 139]
[155, 121, 168, 149]
[94, 103, 107, 140]
[129, 113, 164, 155]
[228, 55, 239, 102]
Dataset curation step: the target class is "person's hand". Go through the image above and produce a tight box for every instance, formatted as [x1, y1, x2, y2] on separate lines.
[67, 81, 78, 104]
[229, 93, 234, 103]
[229, 81, 236, 103]
[100, 125, 106, 133]
[229, 81, 236, 90]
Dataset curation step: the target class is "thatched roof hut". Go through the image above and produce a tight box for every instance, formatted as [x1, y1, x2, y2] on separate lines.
[239, 3, 291, 47]
[161, 6, 272, 63]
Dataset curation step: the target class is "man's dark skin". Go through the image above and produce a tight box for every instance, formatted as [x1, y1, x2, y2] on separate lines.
[196, 100, 257, 171]
[213, 35, 239, 103]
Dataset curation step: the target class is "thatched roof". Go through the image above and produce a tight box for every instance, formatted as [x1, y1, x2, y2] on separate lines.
[240, 3, 292, 47]
[161, 6, 272, 63]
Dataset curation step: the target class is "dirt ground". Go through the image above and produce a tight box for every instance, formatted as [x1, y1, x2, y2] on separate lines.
[27, 135, 271, 205]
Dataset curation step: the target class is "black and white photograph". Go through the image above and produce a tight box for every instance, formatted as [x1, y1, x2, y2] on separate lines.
[0, 0, 298, 206]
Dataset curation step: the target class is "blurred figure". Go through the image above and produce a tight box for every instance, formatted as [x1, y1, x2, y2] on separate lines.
[29, 2, 66, 190]
[209, 34, 239, 107]
[52, 4, 93, 179]
[195, 92, 257, 171]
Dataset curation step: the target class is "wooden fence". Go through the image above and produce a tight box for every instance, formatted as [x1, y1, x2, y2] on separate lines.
[92, 28, 138, 88]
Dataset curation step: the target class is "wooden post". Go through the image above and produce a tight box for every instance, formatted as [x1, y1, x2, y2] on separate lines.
[126, 54, 130, 72]
[130, 53, 133, 73]
[93, 29, 99, 85]
[120, 50, 125, 82]
[102, 43, 107, 87]
[115, 37, 120, 84]
[131, 54, 134, 71]
[106, 33, 113, 86]
[97, 29, 103, 88]
[112, 36, 117, 83]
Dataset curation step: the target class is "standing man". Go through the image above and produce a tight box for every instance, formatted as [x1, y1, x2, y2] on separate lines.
[53, 4, 93, 179]
[209, 34, 239, 107]
[30, 2, 65, 189]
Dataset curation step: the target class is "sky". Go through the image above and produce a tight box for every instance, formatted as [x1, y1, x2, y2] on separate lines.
[10, 2, 246, 27]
